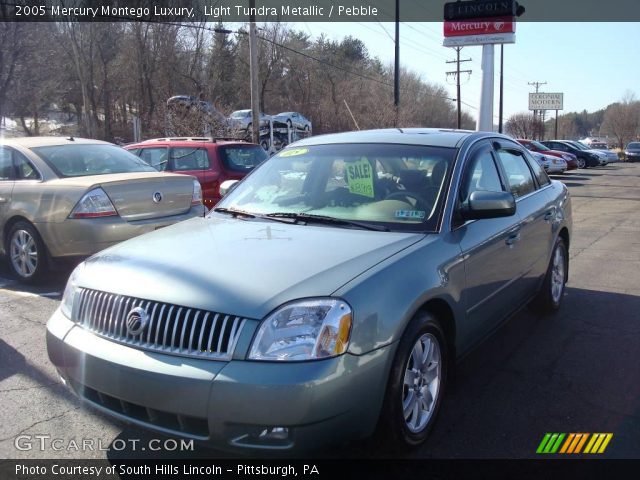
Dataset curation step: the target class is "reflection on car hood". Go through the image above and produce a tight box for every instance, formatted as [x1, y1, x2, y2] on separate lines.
[80, 216, 425, 320]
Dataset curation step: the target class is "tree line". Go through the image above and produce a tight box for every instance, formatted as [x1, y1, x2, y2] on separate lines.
[505, 92, 640, 148]
[0, 21, 476, 142]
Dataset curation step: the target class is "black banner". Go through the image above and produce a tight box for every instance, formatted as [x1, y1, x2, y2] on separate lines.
[2, 0, 640, 22]
[1, 459, 639, 480]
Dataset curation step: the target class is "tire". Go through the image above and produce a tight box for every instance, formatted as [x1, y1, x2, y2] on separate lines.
[530, 237, 568, 314]
[377, 312, 447, 449]
[6, 221, 48, 283]
[577, 157, 586, 169]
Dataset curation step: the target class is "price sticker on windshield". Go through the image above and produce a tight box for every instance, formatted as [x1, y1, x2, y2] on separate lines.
[346, 158, 374, 198]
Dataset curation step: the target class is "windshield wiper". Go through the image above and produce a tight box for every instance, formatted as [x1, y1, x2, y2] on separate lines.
[212, 207, 256, 218]
[266, 212, 390, 232]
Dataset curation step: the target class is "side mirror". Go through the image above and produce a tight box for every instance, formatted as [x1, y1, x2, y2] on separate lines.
[219, 179, 239, 197]
[460, 190, 516, 220]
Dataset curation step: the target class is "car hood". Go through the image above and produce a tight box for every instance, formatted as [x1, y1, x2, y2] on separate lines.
[79, 216, 425, 320]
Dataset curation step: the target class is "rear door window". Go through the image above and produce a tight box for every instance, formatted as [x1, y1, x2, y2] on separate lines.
[495, 149, 536, 198]
[170, 148, 209, 171]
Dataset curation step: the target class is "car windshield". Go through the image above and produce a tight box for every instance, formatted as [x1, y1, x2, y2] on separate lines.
[530, 141, 550, 151]
[32, 144, 156, 177]
[230, 111, 249, 118]
[215, 143, 455, 232]
[218, 145, 268, 172]
[626, 142, 640, 149]
[567, 141, 588, 150]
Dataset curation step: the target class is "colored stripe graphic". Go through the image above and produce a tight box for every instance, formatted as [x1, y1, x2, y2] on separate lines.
[538, 433, 613, 454]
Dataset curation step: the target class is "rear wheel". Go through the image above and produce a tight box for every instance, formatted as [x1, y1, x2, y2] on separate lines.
[377, 312, 447, 449]
[6, 221, 48, 283]
[530, 237, 568, 314]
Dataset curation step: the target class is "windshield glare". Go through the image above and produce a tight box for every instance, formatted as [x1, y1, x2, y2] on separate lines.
[216, 143, 455, 231]
[32, 144, 156, 177]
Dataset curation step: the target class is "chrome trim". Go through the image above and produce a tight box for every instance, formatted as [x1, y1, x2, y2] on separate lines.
[72, 288, 247, 361]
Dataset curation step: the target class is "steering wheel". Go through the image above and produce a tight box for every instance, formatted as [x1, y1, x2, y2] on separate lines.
[384, 191, 432, 212]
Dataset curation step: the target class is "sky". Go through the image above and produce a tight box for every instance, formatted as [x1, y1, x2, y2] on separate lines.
[302, 22, 640, 125]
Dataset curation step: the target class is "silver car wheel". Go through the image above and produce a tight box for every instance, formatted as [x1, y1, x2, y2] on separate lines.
[551, 245, 566, 304]
[403, 333, 441, 433]
[10, 229, 39, 278]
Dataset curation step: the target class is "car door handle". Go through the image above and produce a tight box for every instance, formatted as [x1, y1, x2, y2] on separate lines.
[544, 210, 554, 221]
[504, 227, 520, 246]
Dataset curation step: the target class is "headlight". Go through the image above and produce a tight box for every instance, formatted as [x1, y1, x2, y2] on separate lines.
[248, 299, 352, 361]
[60, 263, 84, 319]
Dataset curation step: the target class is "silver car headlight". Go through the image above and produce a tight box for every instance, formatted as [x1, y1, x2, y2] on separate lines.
[248, 298, 352, 361]
[60, 263, 84, 319]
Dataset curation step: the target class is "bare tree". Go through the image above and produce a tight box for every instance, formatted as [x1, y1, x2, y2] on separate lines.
[505, 112, 544, 139]
[601, 92, 640, 148]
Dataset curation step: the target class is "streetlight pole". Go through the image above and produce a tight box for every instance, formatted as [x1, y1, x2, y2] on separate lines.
[249, 0, 260, 144]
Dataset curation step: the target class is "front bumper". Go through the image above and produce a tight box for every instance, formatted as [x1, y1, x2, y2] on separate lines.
[36, 205, 206, 258]
[47, 308, 393, 452]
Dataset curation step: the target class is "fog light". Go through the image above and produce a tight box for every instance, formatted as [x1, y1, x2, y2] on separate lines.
[258, 427, 289, 440]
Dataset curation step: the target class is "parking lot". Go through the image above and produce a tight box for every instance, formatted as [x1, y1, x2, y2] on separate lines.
[0, 162, 639, 460]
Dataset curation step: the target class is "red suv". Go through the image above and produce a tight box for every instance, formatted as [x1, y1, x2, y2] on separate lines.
[126, 138, 268, 208]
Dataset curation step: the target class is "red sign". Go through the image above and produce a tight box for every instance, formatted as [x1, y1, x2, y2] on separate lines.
[444, 16, 515, 37]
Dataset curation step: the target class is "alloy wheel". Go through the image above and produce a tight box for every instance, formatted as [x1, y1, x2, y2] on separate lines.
[10, 229, 39, 278]
[402, 333, 441, 433]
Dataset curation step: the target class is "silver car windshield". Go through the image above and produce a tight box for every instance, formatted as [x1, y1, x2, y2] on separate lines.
[216, 143, 455, 231]
[32, 144, 156, 177]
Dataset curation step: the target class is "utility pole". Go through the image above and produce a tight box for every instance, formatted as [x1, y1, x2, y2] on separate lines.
[498, 44, 504, 133]
[528, 81, 547, 140]
[249, 0, 260, 144]
[446, 47, 472, 129]
[394, 0, 400, 126]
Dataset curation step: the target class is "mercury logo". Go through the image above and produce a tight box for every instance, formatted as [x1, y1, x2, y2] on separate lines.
[152, 191, 163, 203]
[494, 21, 505, 30]
[126, 307, 149, 336]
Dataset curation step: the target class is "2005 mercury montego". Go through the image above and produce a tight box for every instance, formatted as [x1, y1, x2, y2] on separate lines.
[47, 128, 571, 452]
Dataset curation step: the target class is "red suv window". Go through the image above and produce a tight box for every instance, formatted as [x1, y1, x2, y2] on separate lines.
[126, 140, 268, 209]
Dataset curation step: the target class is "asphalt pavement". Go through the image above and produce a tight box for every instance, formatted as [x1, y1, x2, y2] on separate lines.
[0, 162, 638, 460]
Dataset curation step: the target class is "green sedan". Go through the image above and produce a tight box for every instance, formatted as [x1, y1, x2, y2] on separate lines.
[47, 128, 571, 452]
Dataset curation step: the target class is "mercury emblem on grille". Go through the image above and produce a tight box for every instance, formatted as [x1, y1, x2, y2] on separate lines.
[126, 307, 149, 336]
[152, 191, 163, 203]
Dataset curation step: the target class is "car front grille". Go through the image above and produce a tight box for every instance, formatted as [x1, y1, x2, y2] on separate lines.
[72, 288, 246, 361]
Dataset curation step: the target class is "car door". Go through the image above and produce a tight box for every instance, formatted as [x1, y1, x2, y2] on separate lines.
[493, 141, 556, 301]
[454, 141, 525, 343]
[0, 147, 16, 239]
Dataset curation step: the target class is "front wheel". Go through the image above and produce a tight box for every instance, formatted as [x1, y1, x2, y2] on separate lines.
[7, 221, 48, 283]
[377, 312, 447, 448]
[530, 237, 568, 314]
[577, 157, 586, 169]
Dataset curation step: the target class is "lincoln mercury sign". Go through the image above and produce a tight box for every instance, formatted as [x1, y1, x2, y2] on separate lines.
[529, 93, 564, 110]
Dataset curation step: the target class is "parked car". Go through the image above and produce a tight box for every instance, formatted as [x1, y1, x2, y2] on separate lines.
[0, 137, 205, 282]
[624, 142, 640, 162]
[47, 128, 571, 452]
[565, 141, 609, 165]
[271, 112, 312, 131]
[541, 140, 602, 168]
[516, 139, 578, 170]
[228, 110, 271, 131]
[531, 151, 567, 174]
[126, 138, 268, 209]
[578, 142, 618, 163]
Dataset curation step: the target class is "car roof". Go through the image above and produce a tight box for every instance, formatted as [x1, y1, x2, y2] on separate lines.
[0, 136, 113, 148]
[291, 128, 500, 149]
[127, 138, 253, 147]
